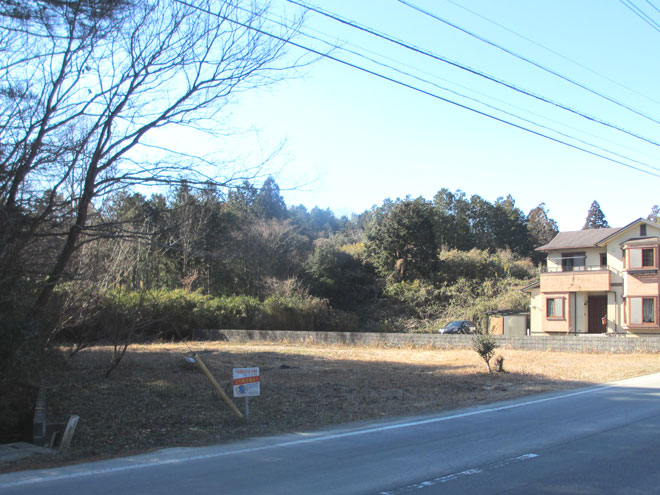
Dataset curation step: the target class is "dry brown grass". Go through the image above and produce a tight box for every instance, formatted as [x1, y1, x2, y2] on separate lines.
[6, 341, 660, 472]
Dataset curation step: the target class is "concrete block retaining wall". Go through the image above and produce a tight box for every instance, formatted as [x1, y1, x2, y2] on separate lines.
[193, 329, 660, 354]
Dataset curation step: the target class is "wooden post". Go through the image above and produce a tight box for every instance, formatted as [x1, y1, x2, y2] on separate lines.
[192, 354, 244, 420]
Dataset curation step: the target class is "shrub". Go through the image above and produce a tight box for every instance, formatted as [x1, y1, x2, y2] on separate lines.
[472, 334, 499, 373]
[305, 243, 375, 309]
[382, 279, 443, 320]
[260, 293, 330, 331]
[494, 354, 505, 373]
[193, 295, 260, 329]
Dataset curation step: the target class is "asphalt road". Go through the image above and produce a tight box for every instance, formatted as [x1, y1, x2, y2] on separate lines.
[2, 372, 660, 494]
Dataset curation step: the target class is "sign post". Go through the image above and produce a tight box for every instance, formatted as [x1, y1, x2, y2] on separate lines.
[233, 367, 260, 420]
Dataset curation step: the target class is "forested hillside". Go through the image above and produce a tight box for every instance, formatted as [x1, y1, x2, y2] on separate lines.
[6, 178, 556, 341]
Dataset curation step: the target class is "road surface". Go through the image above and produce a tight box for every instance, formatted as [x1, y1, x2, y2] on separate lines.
[2, 372, 660, 494]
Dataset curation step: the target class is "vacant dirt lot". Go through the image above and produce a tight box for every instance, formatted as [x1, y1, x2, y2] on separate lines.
[5, 341, 660, 472]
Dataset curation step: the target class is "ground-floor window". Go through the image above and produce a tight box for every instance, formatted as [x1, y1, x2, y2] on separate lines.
[629, 297, 656, 325]
[546, 297, 565, 319]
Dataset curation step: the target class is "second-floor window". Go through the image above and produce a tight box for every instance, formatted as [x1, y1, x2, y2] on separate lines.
[561, 253, 585, 272]
[627, 247, 657, 269]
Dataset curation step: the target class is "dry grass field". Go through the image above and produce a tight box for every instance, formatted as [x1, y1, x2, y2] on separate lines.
[5, 341, 660, 472]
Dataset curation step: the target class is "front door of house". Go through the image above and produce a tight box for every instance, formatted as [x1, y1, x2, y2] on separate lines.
[588, 295, 608, 333]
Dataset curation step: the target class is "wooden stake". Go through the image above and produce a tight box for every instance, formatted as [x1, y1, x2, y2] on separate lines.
[192, 353, 244, 420]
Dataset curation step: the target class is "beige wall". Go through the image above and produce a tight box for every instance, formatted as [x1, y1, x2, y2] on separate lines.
[529, 288, 543, 335]
[606, 291, 622, 333]
[606, 241, 624, 284]
[540, 271, 609, 292]
[576, 292, 586, 333]
[625, 274, 660, 297]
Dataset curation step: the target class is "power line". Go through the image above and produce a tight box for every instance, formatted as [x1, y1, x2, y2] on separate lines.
[174, 0, 660, 179]
[241, 3, 660, 169]
[397, 0, 660, 127]
[442, 0, 660, 108]
[242, 3, 660, 173]
[284, 0, 660, 149]
[258, 10, 660, 173]
[646, 0, 660, 16]
[619, 0, 660, 32]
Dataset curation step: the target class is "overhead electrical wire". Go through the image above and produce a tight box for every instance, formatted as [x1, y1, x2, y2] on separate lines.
[173, 0, 660, 179]
[646, 0, 660, 16]
[619, 0, 660, 32]
[281, 11, 660, 163]
[397, 0, 660, 127]
[284, 0, 660, 150]
[242, 5, 660, 173]
[442, 0, 660, 107]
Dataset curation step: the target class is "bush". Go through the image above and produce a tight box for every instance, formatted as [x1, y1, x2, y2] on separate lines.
[55, 280, 355, 340]
[193, 295, 261, 329]
[260, 293, 330, 330]
[305, 242, 375, 310]
[437, 248, 535, 283]
[382, 279, 443, 320]
[472, 334, 499, 373]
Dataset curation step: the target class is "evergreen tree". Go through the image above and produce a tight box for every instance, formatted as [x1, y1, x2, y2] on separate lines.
[253, 177, 287, 220]
[527, 203, 559, 264]
[432, 188, 472, 250]
[527, 203, 559, 248]
[227, 181, 259, 215]
[366, 198, 437, 280]
[583, 201, 609, 229]
[492, 195, 532, 256]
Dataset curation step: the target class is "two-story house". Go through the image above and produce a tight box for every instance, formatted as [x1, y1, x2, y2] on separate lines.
[525, 218, 660, 336]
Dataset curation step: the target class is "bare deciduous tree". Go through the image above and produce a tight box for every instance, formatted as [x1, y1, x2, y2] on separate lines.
[0, 0, 305, 308]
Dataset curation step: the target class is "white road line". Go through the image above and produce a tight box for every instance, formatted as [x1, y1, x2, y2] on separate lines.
[377, 454, 539, 494]
[0, 383, 617, 489]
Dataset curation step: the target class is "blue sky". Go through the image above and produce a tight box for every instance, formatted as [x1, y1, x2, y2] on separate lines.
[215, 0, 660, 231]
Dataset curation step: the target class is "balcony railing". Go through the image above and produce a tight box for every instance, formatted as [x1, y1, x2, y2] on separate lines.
[541, 264, 608, 273]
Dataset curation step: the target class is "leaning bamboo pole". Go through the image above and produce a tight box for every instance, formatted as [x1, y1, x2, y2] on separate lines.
[192, 353, 244, 420]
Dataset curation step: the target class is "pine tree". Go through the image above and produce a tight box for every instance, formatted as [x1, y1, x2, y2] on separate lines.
[366, 198, 437, 280]
[527, 203, 559, 248]
[583, 200, 610, 229]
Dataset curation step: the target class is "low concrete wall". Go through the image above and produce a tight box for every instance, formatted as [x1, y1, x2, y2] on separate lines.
[193, 329, 660, 354]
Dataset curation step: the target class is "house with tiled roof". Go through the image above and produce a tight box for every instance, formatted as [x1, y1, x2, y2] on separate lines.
[525, 218, 660, 335]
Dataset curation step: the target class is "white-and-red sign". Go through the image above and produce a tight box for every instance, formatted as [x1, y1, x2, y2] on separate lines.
[233, 367, 260, 397]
